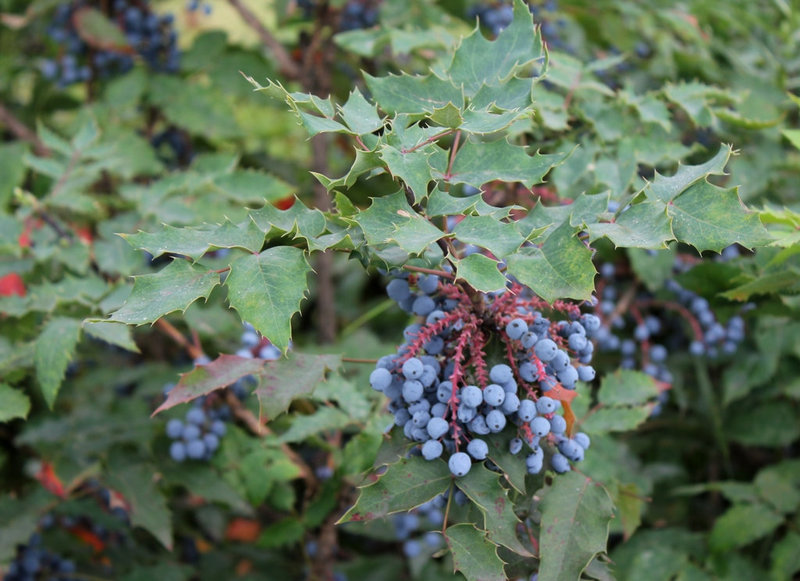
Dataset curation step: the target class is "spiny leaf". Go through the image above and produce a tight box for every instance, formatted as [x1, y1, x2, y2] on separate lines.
[446, 0, 546, 97]
[454, 254, 508, 292]
[225, 247, 310, 352]
[453, 215, 525, 259]
[82, 320, 139, 352]
[586, 202, 674, 249]
[338, 456, 451, 523]
[435, 139, 570, 189]
[668, 180, 771, 252]
[339, 87, 385, 135]
[154, 354, 266, 415]
[352, 190, 445, 255]
[254, 353, 341, 421]
[120, 220, 265, 261]
[34, 317, 82, 408]
[456, 464, 534, 557]
[538, 472, 614, 581]
[378, 146, 437, 203]
[0, 383, 31, 422]
[110, 260, 220, 325]
[444, 524, 507, 581]
[641, 145, 732, 204]
[364, 72, 464, 115]
[506, 221, 595, 303]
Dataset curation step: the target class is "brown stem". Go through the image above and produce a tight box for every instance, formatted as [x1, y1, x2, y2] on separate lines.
[155, 319, 205, 360]
[226, 0, 301, 80]
[341, 357, 379, 363]
[402, 264, 455, 279]
[445, 130, 462, 178]
[0, 102, 50, 156]
[400, 129, 455, 154]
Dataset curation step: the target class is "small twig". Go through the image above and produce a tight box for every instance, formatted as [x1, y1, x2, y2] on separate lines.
[341, 357, 379, 364]
[227, 0, 301, 80]
[154, 319, 205, 360]
[400, 129, 455, 154]
[445, 130, 462, 178]
[401, 264, 455, 279]
[0, 102, 50, 156]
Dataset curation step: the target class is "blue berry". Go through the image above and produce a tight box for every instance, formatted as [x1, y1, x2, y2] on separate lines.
[466, 439, 489, 460]
[448, 452, 472, 476]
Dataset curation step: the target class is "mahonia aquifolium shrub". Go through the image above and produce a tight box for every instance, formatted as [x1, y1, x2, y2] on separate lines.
[371, 271, 594, 478]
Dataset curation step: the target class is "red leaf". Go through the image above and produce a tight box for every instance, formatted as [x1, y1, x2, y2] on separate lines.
[273, 196, 296, 210]
[34, 462, 67, 498]
[0, 273, 26, 297]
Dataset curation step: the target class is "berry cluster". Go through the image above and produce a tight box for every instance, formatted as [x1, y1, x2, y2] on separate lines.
[372, 272, 595, 478]
[392, 497, 446, 558]
[165, 400, 228, 462]
[41, 0, 180, 87]
[338, 0, 380, 31]
[3, 533, 76, 581]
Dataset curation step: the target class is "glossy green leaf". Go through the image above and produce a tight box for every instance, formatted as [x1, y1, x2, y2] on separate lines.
[669, 180, 771, 252]
[452, 216, 525, 258]
[709, 502, 783, 553]
[587, 202, 674, 249]
[506, 221, 595, 303]
[379, 146, 436, 203]
[445, 524, 507, 581]
[454, 254, 507, 292]
[249, 199, 327, 246]
[579, 405, 653, 434]
[456, 464, 533, 557]
[35, 317, 82, 408]
[538, 472, 614, 581]
[225, 247, 310, 352]
[254, 353, 341, 421]
[339, 87, 385, 135]
[437, 139, 570, 189]
[107, 459, 173, 550]
[353, 190, 445, 255]
[641, 145, 731, 204]
[445, 0, 545, 96]
[0, 383, 30, 422]
[110, 260, 220, 325]
[121, 220, 265, 261]
[82, 320, 139, 352]
[338, 456, 451, 522]
[212, 170, 293, 204]
[364, 73, 463, 115]
[770, 531, 800, 581]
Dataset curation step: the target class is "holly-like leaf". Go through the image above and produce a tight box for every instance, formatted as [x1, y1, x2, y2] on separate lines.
[378, 146, 437, 203]
[121, 220, 265, 261]
[538, 472, 614, 581]
[278, 407, 353, 443]
[0, 383, 30, 422]
[82, 320, 139, 352]
[709, 502, 783, 553]
[506, 221, 595, 303]
[248, 199, 327, 246]
[313, 149, 383, 191]
[456, 464, 534, 557]
[454, 254, 508, 292]
[338, 456, 451, 522]
[668, 180, 771, 252]
[445, 0, 545, 97]
[106, 459, 173, 550]
[663, 82, 734, 127]
[426, 188, 512, 218]
[110, 260, 220, 325]
[34, 317, 82, 408]
[486, 433, 527, 494]
[352, 190, 445, 255]
[155, 354, 265, 415]
[444, 524, 507, 581]
[597, 370, 661, 407]
[339, 88, 385, 135]
[364, 73, 463, 115]
[641, 145, 731, 204]
[452, 216, 525, 259]
[254, 353, 341, 421]
[225, 247, 310, 352]
[212, 170, 293, 204]
[586, 202, 674, 249]
[436, 139, 570, 189]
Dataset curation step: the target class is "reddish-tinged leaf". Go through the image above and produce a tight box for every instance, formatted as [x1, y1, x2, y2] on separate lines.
[67, 526, 106, 553]
[0, 272, 25, 297]
[34, 462, 66, 498]
[154, 354, 264, 415]
[73, 7, 133, 53]
[226, 518, 262, 542]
